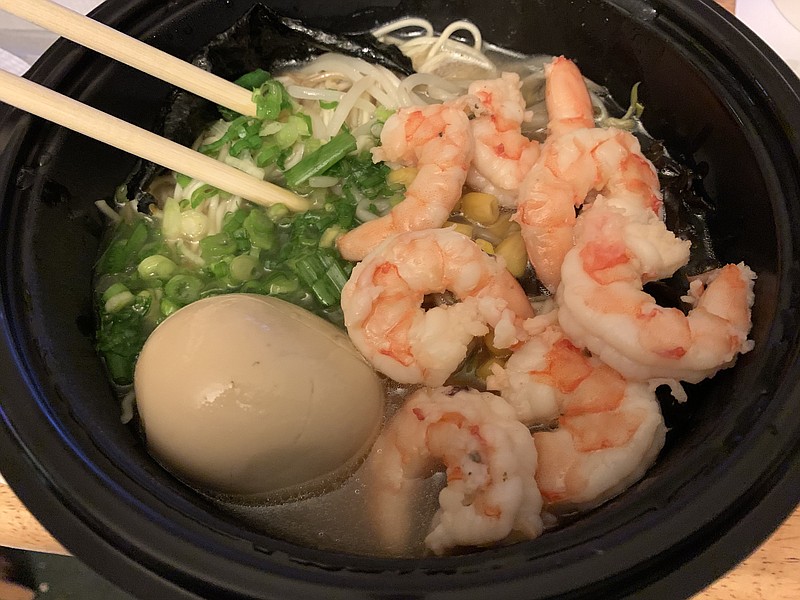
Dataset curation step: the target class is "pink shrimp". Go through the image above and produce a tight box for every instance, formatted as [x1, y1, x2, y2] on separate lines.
[340, 228, 534, 386]
[336, 101, 473, 262]
[487, 316, 666, 513]
[513, 56, 663, 291]
[557, 201, 756, 384]
[465, 72, 541, 207]
[365, 386, 543, 555]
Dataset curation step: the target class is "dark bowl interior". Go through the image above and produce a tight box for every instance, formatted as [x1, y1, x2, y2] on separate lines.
[1, 0, 799, 598]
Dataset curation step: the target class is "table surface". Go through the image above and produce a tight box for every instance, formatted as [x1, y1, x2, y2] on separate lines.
[1, 0, 798, 597]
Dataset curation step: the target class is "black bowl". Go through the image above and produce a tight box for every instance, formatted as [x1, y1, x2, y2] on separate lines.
[1, 0, 799, 598]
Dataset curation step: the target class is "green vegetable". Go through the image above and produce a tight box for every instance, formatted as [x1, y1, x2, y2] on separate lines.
[190, 184, 219, 208]
[200, 232, 238, 260]
[243, 209, 276, 250]
[283, 131, 357, 188]
[253, 78, 292, 121]
[137, 255, 177, 280]
[164, 274, 203, 305]
[235, 69, 272, 90]
[230, 255, 260, 283]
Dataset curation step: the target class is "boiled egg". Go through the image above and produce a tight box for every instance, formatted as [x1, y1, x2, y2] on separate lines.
[134, 294, 383, 499]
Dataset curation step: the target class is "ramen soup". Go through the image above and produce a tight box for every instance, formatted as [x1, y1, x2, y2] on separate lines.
[93, 16, 756, 557]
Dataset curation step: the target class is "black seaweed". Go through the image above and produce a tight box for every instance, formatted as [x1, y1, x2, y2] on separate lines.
[645, 139, 720, 277]
[640, 138, 722, 313]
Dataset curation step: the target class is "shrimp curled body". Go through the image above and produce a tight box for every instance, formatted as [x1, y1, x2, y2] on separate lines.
[366, 387, 543, 555]
[557, 203, 756, 383]
[488, 315, 666, 513]
[341, 228, 534, 386]
[466, 72, 541, 207]
[337, 102, 473, 261]
[513, 57, 662, 291]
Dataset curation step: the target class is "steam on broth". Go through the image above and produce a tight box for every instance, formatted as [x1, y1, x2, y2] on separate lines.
[93, 15, 755, 557]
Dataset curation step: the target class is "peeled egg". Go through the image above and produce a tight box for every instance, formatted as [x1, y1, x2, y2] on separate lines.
[134, 294, 383, 498]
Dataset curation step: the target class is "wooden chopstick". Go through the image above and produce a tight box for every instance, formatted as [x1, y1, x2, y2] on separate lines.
[0, 69, 310, 212]
[0, 0, 257, 118]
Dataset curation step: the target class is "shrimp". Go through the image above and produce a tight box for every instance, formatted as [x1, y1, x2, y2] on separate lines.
[557, 202, 756, 384]
[366, 386, 543, 555]
[336, 101, 473, 261]
[340, 228, 534, 386]
[513, 56, 663, 291]
[487, 318, 666, 513]
[465, 72, 541, 207]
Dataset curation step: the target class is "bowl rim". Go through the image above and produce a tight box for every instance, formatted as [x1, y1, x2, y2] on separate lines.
[1, 0, 799, 599]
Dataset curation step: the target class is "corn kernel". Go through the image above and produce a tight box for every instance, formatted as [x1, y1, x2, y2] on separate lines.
[443, 220, 474, 238]
[474, 238, 495, 255]
[387, 167, 418, 187]
[496, 232, 527, 278]
[461, 192, 500, 226]
[484, 212, 513, 239]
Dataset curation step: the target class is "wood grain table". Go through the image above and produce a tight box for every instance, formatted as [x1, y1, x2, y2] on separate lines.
[1, 0, 798, 598]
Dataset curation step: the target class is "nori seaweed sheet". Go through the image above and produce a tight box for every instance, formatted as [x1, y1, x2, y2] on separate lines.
[643, 138, 721, 312]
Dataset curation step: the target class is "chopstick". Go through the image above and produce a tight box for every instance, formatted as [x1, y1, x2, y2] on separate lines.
[0, 0, 257, 118]
[0, 69, 310, 212]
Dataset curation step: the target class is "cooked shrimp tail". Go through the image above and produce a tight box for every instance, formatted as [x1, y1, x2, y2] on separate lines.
[545, 56, 595, 137]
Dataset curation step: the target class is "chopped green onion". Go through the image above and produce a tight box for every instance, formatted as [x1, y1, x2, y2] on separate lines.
[283, 131, 357, 188]
[267, 203, 290, 221]
[176, 173, 192, 188]
[253, 79, 290, 121]
[190, 184, 219, 208]
[320, 100, 339, 110]
[137, 255, 178, 280]
[199, 232, 238, 260]
[164, 274, 203, 305]
[104, 352, 134, 385]
[319, 225, 343, 248]
[230, 255, 261, 283]
[243, 209, 276, 250]
[265, 272, 300, 295]
[235, 69, 272, 90]
[208, 259, 230, 279]
[105, 290, 135, 313]
[255, 140, 282, 167]
[221, 209, 247, 235]
[229, 133, 263, 157]
[102, 283, 129, 303]
[160, 298, 180, 317]
[375, 106, 394, 122]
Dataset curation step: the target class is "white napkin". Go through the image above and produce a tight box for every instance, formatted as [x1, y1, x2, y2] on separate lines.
[736, 0, 800, 77]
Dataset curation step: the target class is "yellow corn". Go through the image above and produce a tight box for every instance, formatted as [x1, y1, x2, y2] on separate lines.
[483, 330, 512, 358]
[496, 232, 527, 278]
[476, 356, 506, 380]
[461, 192, 500, 226]
[387, 167, 418, 187]
[443, 220, 474, 238]
[484, 212, 513, 239]
[474, 238, 495, 255]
